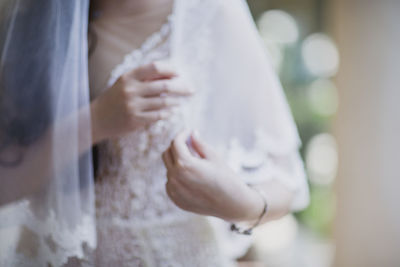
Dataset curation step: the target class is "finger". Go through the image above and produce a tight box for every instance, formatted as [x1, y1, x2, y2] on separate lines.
[171, 130, 195, 166]
[190, 131, 218, 160]
[165, 180, 193, 212]
[162, 149, 174, 169]
[165, 179, 184, 202]
[140, 97, 182, 112]
[168, 147, 176, 165]
[137, 110, 171, 123]
[132, 61, 177, 82]
[139, 79, 194, 97]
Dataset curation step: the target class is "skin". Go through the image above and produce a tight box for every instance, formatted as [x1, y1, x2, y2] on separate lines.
[90, 61, 194, 144]
[88, 13, 296, 267]
[162, 130, 263, 222]
[91, 60, 294, 225]
[1, 0, 295, 230]
[89, 0, 296, 225]
[93, 0, 173, 17]
[0, 61, 192, 205]
[162, 130, 294, 224]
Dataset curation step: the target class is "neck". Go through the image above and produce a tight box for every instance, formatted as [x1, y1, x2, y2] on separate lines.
[94, 0, 172, 18]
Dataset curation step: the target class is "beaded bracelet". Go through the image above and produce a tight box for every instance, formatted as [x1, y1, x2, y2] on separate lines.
[230, 186, 268, 235]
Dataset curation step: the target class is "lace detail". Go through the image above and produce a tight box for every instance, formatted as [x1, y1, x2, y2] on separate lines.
[107, 15, 174, 88]
[93, 216, 233, 267]
[92, 4, 235, 266]
[224, 129, 292, 185]
[90, 0, 305, 265]
[95, 14, 189, 223]
[0, 200, 96, 267]
[89, 0, 309, 264]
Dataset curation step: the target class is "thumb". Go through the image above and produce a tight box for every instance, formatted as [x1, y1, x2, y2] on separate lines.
[190, 131, 218, 160]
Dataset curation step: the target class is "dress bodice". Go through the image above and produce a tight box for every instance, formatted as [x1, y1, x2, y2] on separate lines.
[88, 13, 235, 267]
[87, 2, 309, 265]
[92, 15, 186, 223]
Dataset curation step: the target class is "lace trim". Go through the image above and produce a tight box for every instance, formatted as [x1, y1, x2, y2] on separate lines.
[108, 14, 174, 87]
[223, 128, 302, 191]
[93, 1, 249, 266]
[0, 200, 96, 267]
[94, 215, 234, 267]
[210, 129, 306, 261]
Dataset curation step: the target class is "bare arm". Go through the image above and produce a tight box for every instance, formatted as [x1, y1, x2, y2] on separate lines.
[0, 104, 93, 205]
[162, 130, 308, 225]
[0, 62, 193, 206]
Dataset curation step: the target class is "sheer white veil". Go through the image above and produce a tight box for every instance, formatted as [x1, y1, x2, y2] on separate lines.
[0, 0, 95, 266]
[170, 0, 308, 259]
[171, 0, 305, 193]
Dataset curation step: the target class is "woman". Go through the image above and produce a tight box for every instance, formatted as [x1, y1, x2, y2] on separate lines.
[88, 0, 309, 266]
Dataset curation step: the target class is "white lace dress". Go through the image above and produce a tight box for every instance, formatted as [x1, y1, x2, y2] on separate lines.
[87, 1, 310, 263]
[89, 16, 236, 267]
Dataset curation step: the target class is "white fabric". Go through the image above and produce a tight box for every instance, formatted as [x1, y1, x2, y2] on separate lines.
[88, 0, 309, 265]
[0, 0, 96, 266]
[90, 14, 233, 266]
[88, 1, 174, 98]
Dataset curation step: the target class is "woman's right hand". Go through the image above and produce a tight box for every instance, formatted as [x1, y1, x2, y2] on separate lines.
[90, 61, 194, 144]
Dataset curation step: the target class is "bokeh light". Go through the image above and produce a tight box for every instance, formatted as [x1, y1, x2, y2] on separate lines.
[307, 79, 339, 117]
[305, 133, 338, 186]
[257, 10, 299, 45]
[250, 2, 339, 265]
[253, 214, 298, 254]
[301, 33, 339, 77]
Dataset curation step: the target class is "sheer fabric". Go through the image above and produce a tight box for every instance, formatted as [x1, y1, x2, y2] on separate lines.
[171, 0, 310, 259]
[90, 11, 234, 266]
[0, 1, 96, 266]
[172, 0, 308, 200]
[88, 0, 309, 265]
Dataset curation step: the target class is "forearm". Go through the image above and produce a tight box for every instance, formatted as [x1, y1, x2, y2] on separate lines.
[0, 104, 95, 206]
[230, 178, 294, 225]
[250, 180, 294, 224]
[230, 150, 307, 225]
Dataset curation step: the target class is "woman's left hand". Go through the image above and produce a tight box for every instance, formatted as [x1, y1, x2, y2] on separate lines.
[162, 130, 263, 222]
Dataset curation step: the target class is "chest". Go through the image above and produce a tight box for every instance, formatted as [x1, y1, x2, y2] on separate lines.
[88, 14, 173, 99]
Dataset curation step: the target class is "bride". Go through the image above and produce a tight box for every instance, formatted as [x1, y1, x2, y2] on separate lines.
[0, 0, 307, 266]
[87, 0, 309, 266]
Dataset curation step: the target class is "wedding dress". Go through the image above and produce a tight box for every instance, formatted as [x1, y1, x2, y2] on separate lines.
[87, 0, 309, 266]
[0, 0, 308, 266]
[90, 10, 235, 267]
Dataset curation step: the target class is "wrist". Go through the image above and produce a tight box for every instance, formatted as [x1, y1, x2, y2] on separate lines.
[230, 185, 269, 235]
[226, 182, 265, 223]
[242, 185, 266, 222]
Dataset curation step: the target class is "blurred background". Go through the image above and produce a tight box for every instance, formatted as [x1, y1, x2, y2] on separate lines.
[242, 1, 400, 267]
